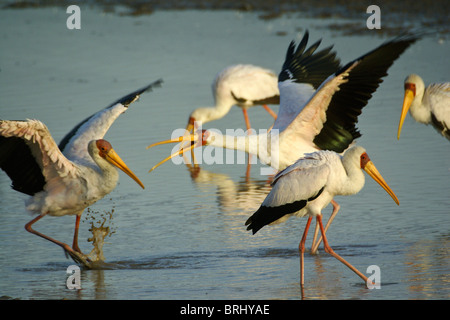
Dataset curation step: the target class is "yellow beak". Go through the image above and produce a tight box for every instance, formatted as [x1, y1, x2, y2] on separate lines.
[363, 161, 399, 205]
[105, 148, 145, 189]
[146, 133, 198, 173]
[146, 135, 193, 150]
[397, 88, 415, 140]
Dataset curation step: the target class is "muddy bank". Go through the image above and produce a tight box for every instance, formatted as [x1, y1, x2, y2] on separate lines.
[3, 0, 449, 36]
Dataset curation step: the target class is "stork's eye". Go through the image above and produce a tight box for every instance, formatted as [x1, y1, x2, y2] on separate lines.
[360, 152, 370, 168]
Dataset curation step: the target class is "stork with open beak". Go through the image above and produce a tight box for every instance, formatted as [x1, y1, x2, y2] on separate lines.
[147, 32, 417, 253]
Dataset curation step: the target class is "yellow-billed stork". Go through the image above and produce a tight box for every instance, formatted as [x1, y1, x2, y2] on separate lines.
[0, 79, 162, 267]
[186, 64, 280, 134]
[397, 74, 449, 140]
[245, 145, 400, 287]
[147, 32, 417, 253]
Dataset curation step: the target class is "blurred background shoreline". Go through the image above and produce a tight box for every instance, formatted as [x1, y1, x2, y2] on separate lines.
[2, 0, 449, 37]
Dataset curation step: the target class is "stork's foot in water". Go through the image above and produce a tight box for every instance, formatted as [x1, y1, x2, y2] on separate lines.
[63, 246, 93, 269]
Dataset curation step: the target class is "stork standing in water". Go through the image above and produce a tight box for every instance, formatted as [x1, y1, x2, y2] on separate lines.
[0, 79, 162, 267]
[397, 74, 449, 140]
[147, 32, 418, 253]
[245, 146, 400, 287]
[185, 64, 280, 134]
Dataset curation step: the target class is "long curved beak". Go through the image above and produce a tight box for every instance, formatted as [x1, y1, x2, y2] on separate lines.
[397, 88, 415, 140]
[363, 161, 399, 205]
[148, 142, 197, 173]
[147, 133, 198, 173]
[105, 148, 145, 189]
[146, 135, 194, 150]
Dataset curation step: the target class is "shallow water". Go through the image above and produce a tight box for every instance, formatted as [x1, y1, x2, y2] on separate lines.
[0, 7, 449, 300]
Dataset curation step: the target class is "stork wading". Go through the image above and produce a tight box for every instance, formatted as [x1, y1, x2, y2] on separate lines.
[0, 80, 162, 267]
[148, 31, 418, 252]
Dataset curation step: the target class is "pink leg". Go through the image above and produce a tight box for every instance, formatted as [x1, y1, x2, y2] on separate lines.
[311, 223, 320, 255]
[242, 108, 251, 132]
[72, 215, 82, 253]
[25, 215, 75, 254]
[299, 216, 313, 285]
[242, 108, 252, 179]
[316, 215, 371, 285]
[311, 199, 340, 254]
[25, 214, 92, 267]
[262, 104, 277, 119]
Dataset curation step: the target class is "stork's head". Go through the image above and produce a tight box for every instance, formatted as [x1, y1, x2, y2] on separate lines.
[345, 146, 399, 206]
[90, 139, 145, 189]
[397, 74, 425, 139]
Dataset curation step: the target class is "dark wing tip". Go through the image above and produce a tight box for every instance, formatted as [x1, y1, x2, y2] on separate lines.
[334, 32, 421, 78]
[58, 79, 163, 152]
[115, 78, 163, 107]
[278, 30, 341, 88]
[314, 32, 420, 152]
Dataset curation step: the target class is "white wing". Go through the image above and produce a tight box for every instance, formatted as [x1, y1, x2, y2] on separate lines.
[60, 103, 128, 165]
[0, 120, 81, 195]
[276, 33, 419, 154]
[278, 68, 353, 147]
[273, 32, 341, 133]
[266, 151, 333, 208]
[245, 150, 335, 234]
[273, 81, 316, 132]
[60, 80, 163, 165]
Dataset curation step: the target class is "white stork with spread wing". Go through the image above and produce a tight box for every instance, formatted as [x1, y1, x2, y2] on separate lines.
[0, 79, 162, 267]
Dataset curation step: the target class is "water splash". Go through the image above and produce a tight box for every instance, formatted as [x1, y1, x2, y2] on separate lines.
[83, 206, 117, 263]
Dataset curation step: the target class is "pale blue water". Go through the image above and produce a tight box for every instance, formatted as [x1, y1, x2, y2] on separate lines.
[0, 7, 448, 300]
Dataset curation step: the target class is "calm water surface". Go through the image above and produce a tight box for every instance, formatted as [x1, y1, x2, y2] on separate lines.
[0, 7, 448, 300]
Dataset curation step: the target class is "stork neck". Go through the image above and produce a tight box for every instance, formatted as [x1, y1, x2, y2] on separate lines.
[88, 144, 120, 193]
[196, 101, 234, 123]
[207, 131, 274, 166]
[409, 90, 431, 124]
[341, 158, 365, 196]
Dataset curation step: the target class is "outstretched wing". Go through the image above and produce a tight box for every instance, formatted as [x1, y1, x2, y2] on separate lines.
[279, 33, 419, 152]
[0, 120, 80, 196]
[274, 30, 341, 132]
[60, 79, 163, 164]
[313, 34, 420, 152]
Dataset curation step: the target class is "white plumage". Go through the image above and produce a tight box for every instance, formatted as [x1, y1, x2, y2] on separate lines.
[397, 74, 450, 140]
[245, 146, 400, 286]
[150, 31, 419, 172]
[148, 32, 417, 254]
[0, 80, 162, 267]
[186, 64, 279, 133]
